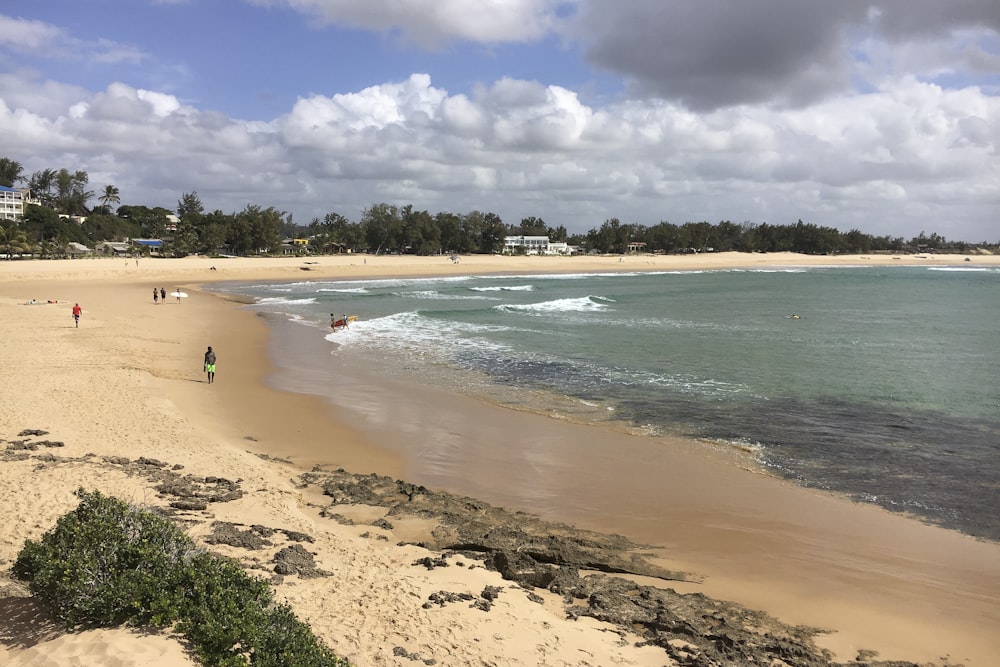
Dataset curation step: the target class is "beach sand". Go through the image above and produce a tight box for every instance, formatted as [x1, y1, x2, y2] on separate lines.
[1, 251, 998, 666]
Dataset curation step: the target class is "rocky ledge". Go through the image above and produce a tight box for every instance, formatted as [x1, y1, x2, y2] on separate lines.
[302, 467, 950, 667]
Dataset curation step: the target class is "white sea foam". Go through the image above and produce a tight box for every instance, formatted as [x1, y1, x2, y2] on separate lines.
[469, 284, 535, 292]
[251, 297, 318, 306]
[494, 296, 611, 314]
[331, 311, 513, 357]
[928, 266, 999, 273]
[401, 290, 497, 301]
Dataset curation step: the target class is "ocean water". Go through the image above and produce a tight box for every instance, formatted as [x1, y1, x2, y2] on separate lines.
[214, 265, 1000, 541]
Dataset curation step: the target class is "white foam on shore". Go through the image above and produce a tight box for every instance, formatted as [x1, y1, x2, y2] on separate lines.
[250, 296, 318, 306]
[928, 266, 999, 273]
[469, 284, 535, 292]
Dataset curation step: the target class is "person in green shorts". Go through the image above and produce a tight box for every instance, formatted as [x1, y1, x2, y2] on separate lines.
[203, 346, 216, 384]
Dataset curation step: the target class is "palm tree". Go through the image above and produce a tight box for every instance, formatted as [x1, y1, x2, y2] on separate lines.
[0, 224, 31, 259]
[99, 184, 121, 212]
[0, 158, 24, 188]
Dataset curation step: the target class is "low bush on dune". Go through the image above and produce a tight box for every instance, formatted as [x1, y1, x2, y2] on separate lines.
[12, 488, 349, 667]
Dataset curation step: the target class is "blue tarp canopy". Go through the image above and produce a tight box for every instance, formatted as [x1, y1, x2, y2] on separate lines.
[132, 239, 163, 247]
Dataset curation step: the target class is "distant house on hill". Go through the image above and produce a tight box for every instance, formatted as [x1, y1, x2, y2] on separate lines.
[0, 185, 35, 221]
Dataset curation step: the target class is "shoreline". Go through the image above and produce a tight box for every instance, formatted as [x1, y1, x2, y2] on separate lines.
[2, 252, 999, 666]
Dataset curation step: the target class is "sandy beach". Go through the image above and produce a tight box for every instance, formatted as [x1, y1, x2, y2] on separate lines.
[1, 251, 999, 666]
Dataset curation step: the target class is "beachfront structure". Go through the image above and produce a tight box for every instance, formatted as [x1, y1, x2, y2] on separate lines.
[0, 186, 35, 221]
[66, 242, 93, 256]
[96, 241, 131, 256]
[132, 239, 164, 255]
[503, 236, 574, 255]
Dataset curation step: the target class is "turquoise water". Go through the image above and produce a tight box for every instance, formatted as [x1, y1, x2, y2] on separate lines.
[216, 265, 1000, 540]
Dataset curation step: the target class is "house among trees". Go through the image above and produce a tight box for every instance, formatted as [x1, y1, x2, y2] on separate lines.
[132, 239, 164, 255]
[66, 242, 92, 256]
[96, 241, 131, 256]
[503, 235, 573, 255]
[0, 186, 35, 221]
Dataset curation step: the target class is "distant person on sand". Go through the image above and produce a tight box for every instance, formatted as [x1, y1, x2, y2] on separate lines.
[153, 288, 159, 304]
[71, 303, 82, 327]
[203, 346, 216, 384]
[176, 289, 182, 303]
[160, 288, 166, 303]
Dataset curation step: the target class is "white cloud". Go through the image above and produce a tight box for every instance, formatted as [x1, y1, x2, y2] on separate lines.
[0, 14, 65, 52]
[0, 12, 147, 65]
[1, 65, 998, 241]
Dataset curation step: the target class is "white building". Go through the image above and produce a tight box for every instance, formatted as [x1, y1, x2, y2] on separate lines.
[504, 235, 549, 254]
[503, 236, 573, 255]
[0, 186, 35, 221]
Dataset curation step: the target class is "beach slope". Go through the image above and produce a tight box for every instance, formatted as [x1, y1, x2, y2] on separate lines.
[1, 252, 998, 666]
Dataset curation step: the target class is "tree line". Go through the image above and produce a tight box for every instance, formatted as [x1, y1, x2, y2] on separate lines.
[1, 156, 993, 258]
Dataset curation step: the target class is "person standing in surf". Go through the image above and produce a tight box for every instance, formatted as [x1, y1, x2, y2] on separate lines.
[203, 346, 216, 384]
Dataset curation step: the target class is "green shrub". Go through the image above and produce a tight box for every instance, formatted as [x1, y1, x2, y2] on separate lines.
[13, 488, 349, 667]
[13, 488, 194, 627]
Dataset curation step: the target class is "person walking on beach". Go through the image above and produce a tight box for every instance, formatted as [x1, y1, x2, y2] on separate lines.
[71, 303, 82, 327]
[160, 287, 166, 303]
[203, 346, 216, 384]
[153, 288, 159, 304]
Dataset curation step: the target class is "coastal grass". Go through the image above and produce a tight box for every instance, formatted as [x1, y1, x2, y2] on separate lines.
[12, 488, 349, 667]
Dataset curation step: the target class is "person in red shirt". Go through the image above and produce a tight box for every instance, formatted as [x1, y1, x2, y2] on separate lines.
[71, 303, 82, 327]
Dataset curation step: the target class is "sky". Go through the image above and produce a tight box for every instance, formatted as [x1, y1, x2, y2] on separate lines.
[1, 1, 999, 242]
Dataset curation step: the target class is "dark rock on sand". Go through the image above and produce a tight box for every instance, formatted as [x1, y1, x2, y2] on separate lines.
[205, 521, 273, 550]
[272, 543, 329, 578]
[169, 499, 208, 511]
[304, 468, 931, 667]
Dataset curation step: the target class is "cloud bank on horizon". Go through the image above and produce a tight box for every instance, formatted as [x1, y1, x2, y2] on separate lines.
[1, 1, 998, 242]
